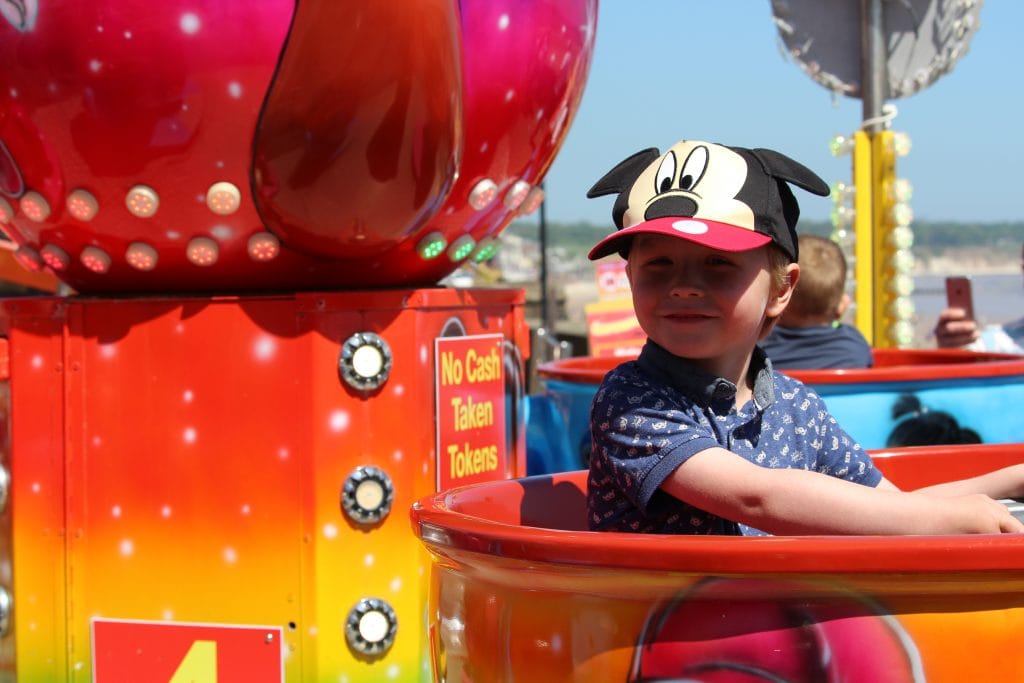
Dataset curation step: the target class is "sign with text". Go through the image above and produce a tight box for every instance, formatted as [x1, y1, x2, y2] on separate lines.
[595, 260, 631, 300]
[435, 334, 506, 491]
[585, 298, 645, 358]
[92, 618, 283, 683]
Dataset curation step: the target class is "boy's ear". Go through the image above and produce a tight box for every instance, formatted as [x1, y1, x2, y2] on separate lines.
[761, 263, 800, 339]
[768, 263, 800, 318]
[836, 292, 851, 320]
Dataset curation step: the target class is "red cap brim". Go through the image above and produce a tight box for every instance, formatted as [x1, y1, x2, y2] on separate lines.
[588, 216, 772, 260]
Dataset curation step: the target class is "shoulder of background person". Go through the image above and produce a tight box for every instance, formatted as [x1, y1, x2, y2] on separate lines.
[1002, 316, 1024, 341]
[966, 323, 1024, 355]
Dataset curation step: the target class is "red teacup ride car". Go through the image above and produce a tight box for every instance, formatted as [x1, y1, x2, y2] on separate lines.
[413, 441, 1024, 682]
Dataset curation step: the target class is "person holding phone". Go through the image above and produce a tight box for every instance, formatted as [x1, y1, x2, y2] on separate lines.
[934, 242, 1024, 353]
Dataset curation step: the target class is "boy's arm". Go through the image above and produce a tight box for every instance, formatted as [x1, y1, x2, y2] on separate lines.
[911, 464, 1024, 500]
[661, 447, 1023, 535]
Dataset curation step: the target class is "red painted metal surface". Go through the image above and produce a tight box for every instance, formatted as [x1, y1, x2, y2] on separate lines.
[538, 348, 1024, 385]
[2, 289, 528, 679]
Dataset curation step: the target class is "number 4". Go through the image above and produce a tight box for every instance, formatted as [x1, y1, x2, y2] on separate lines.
[169, 640, 217, 683]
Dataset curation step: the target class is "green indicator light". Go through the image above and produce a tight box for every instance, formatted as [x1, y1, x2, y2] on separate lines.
[417, 232, 448, 260]
[448, 236, 476, 262]
[472, 240, 499, 263]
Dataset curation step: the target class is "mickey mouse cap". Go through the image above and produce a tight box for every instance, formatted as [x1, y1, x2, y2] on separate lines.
[586, 140, 830, 262]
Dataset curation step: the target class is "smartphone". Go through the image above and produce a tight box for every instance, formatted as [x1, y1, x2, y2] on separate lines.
[945, 276, 975, 321]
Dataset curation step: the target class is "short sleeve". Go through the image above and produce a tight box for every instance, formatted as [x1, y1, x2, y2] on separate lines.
[778, 378, 880, 487]
[589, 368, 719, 512]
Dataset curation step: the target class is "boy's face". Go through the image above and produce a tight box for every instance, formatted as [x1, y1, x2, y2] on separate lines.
[626, 234, 796, 378]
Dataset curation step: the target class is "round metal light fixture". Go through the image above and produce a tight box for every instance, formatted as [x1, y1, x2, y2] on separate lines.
[66, 189, 99, 221]
[446, 235, 475, 263]
[341, 466, 394, 525]
[416, 231, 448, 260]
[80, 246, 112, 274]
[125, 185, 159, 218]
[345, 598, 397, 657]
[125, 242, 159, 271]
[518, 185, 545, 215]
[13, 245, 43, 272]
[205, 181, 241, 215]
[467, 178, 498, 210]
[338, 332, 392, 392]
[41, 244, 70, 271]
[247, 232, 280, 262]
[503, 180, 531, 210]
[186, 237, 219, 266]
[471, 237, 499, 263]
[19, 191, 50, 222]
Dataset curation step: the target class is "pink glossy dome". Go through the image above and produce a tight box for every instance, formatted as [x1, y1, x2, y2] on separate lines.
[0, 0, 596, 293]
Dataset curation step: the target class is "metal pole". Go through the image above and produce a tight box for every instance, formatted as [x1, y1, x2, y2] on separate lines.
[861, 0, 892, 346]
[861, 0, 886, 131]
[538, 181, 552, 332]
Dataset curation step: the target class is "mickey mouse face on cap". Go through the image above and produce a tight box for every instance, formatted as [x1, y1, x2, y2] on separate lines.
[622, 141, 756, 234]
[587, 139, 830, 261]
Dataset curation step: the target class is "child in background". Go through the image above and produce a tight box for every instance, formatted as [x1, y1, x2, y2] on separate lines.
[584, 138, 1024, 536]
[886, 393, 981, 448]
[760, 234, 872, 369]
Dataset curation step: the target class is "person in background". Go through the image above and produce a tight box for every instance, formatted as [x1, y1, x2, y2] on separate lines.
[933, 241, 1024, 353]
[885, 394, 981, 448]
[760, 234, 872, 369]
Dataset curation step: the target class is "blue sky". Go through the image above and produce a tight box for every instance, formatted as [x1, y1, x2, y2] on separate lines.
[543, 1, 1023, 227]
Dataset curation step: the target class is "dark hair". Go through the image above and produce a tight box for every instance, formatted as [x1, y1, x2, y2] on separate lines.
[885, 394, 982, 448]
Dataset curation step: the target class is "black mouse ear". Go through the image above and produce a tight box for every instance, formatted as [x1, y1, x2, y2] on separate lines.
[586, 148, 660, 198]
[750, 148, 830, 197]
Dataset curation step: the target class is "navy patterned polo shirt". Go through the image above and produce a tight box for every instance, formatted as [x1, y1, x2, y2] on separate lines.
[587, 340, 881, 536]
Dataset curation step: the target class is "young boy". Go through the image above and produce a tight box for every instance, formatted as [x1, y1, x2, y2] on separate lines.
[584, 138, 1024, 536]
[760, 234, 873, 369]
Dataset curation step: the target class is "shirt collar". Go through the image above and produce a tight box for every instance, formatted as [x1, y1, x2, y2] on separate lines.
[636, 340, 776, 410]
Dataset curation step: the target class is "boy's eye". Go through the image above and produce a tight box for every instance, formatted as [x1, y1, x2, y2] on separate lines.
[642, 256, 672, 267]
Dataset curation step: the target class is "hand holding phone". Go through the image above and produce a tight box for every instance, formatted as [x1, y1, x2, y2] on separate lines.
[945, 276, 975, 322]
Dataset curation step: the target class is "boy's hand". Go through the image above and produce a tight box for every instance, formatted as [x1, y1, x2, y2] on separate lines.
[934, 307, 979, 348]
[937, 493, 1024, 534]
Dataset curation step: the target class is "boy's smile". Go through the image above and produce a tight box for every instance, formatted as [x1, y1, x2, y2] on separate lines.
[626, 234, 795, 383]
